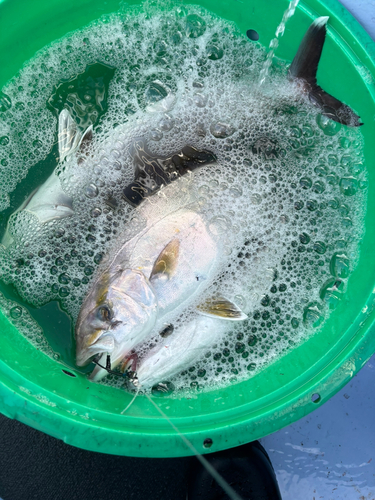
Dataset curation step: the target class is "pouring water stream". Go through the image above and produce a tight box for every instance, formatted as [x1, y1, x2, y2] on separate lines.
[259, 0, 300, 85]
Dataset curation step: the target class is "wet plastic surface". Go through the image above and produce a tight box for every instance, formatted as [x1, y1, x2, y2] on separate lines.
[261, 352, 375, 499]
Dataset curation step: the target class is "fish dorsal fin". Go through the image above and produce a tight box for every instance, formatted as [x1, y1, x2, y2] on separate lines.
[58, 109, 83, 161]
[197, 297, 248, 321]
[123, 139, 216, 207]
[150, 239, 180, 280]
[289, 17, 362, 127]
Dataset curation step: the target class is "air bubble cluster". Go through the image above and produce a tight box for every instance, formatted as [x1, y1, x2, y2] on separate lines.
[0, 5, 367, 393]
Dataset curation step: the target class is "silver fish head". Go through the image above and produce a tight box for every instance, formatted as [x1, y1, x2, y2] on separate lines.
[75, 268, 158, 380]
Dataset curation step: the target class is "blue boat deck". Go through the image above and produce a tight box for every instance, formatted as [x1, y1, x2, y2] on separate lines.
[261, 353, 375, 499]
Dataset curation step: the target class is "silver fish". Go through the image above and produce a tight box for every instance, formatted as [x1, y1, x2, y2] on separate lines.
[1, 109, 89, 247]
[136, 315, 225, 388]
[75, 16, 362, 385]
[75, 177, 247, 380]
[1, 103, 215, 247]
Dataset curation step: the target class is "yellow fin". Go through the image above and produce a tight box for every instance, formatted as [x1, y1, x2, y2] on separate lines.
[197, 297, 247, 321]
[150, 238, 180, 280]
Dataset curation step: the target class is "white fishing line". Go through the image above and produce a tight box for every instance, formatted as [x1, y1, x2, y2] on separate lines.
[120, 386, 140, 414]
[121, 381, 243, 499]
[143, 392, 244, 500]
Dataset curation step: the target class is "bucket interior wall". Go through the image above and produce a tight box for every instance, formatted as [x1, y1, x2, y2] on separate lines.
[0, 0, 374, 457]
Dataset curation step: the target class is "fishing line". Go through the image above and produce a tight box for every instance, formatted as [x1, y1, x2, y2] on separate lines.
[121, 387, 140, 414]
[142, 392, 244, 500]
[92, 355, 122, 377]
[96, 354, 243, 499]
[92, 355, 140, 413]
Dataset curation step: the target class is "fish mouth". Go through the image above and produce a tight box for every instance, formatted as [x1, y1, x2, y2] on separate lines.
[89, 348, 130, 381]
[76, 333, 115, 367]
[76, 332, 130, 382]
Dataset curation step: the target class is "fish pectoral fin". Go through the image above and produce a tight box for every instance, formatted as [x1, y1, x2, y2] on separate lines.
[150, 238, 180, 280]
[289, 16, 362, 127]
[197, 297, 248, 321]
[58, 109, 83, 161]
[25, 204, 74, 223]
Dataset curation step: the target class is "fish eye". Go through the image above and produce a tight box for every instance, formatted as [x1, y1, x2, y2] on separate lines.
[97, 304, 112, 322]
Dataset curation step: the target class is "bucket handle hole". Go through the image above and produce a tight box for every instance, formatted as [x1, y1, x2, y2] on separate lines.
[246, 29, 259, 41]
[62, 369, 77, 378]
[311, 393, 321, 403]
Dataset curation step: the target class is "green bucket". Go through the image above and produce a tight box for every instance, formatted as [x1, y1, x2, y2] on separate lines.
[0, 0, 374, 458]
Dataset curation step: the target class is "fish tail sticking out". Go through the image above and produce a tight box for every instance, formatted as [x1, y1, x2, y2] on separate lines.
[289, 16, 363, 127]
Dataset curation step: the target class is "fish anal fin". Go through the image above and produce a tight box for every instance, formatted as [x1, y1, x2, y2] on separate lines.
[289, 16, 362, 127]
[197, 297, 248, 321]
[150, 238, 180, 280]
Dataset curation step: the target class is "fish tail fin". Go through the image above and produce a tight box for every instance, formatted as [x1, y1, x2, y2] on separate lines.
[289, 16, 363, 127]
